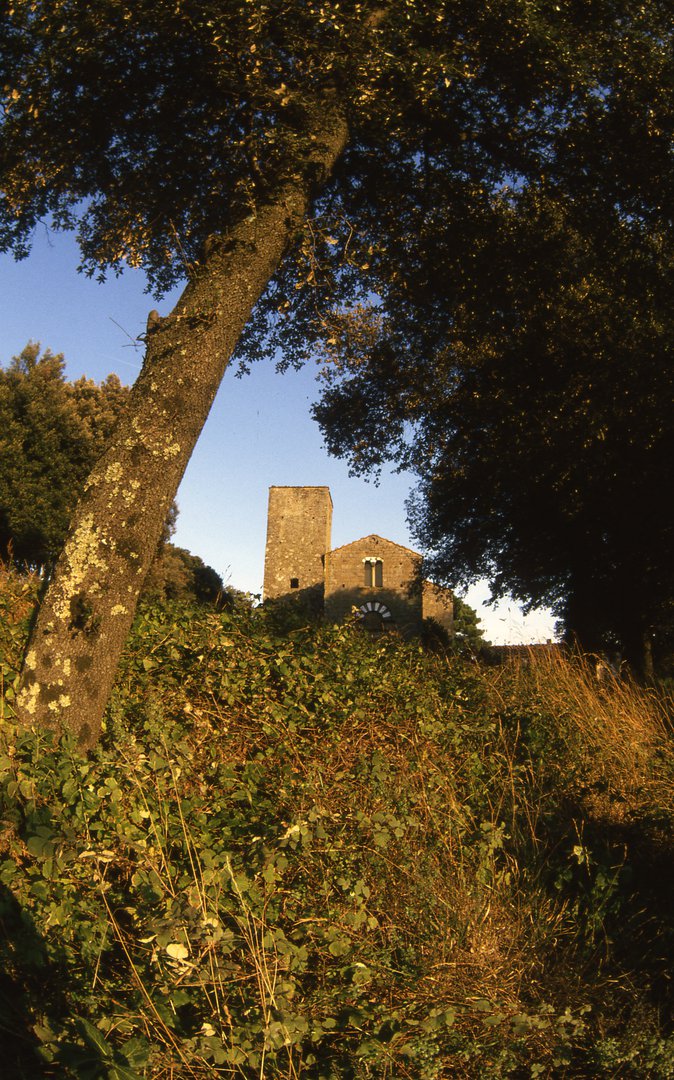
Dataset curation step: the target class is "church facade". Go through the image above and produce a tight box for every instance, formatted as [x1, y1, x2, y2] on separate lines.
[263, 486, 453, 636]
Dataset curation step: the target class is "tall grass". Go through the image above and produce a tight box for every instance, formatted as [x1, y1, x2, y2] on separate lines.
[486, 645, 673, 808]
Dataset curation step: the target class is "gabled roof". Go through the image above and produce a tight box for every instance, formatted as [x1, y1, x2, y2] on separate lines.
[328, 533, 421, 558]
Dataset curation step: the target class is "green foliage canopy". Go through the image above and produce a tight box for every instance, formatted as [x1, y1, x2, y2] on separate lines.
[3, 0, 666, 307]
[0, 344, 128, 568]
[313, 181, 674, 668]
[143, 542, 240, 607]
[306, 3, 674, 668]
[452, 595, 487, 654]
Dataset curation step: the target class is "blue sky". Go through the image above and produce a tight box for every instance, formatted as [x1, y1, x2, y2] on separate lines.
[0, 228, 556, 643]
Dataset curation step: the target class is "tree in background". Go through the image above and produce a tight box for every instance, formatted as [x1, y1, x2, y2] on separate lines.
[0, 344, 128, 567]
[421, 594, 486, 656]
[451, 596, 487, 656]
[143, 544, 226, 607]
[1, 347, 227, 606]
[2, 1, 672, 740]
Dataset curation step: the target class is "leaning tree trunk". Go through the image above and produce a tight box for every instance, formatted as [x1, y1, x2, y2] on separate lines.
[15, 103, 349, 747]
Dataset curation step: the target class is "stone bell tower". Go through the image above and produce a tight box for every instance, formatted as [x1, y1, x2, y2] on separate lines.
[263, 486, 333, 603]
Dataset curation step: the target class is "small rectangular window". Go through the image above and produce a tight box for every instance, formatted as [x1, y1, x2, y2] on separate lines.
[290, 577, 299, 589]
[363, 558, 383, 588]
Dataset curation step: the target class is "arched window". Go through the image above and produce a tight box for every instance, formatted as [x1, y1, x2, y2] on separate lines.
[363, 557, 383, 588]
[358, 601, 392, 632]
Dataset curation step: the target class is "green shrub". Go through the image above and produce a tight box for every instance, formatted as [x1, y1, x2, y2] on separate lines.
[1, 587, 673, 1077]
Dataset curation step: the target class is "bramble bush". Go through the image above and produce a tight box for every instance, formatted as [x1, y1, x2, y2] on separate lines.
[1, 567, 673, 1077]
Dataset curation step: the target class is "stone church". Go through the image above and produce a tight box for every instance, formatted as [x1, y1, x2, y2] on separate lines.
[263, 486, 453, 636]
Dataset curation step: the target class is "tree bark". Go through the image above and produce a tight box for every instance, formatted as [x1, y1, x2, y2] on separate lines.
[15, 102, 349, 747]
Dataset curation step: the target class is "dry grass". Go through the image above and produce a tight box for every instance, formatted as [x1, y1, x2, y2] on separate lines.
[484, 646, 673, 811]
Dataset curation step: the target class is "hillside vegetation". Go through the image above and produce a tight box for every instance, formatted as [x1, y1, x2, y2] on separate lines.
[1, 565, 673, 1078]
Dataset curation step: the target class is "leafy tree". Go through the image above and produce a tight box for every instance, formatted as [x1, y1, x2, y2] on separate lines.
[0, 344, 128, 568]
[2, 1, 672, 740]
[452, 596, 487, 655]
[142, 543, 227, 606]
[421, 594, 486, 655]
[313, 187, 674, 676]
[0, 347, 189, 601]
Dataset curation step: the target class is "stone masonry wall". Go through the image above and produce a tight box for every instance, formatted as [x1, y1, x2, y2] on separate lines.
[324, 534, 424, 635]
[263, 486, 333, 602]
[421, 581, 454, 633]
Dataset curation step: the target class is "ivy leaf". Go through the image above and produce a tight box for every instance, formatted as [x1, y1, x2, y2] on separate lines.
[74, 1017, 114, 1058]
[166, 942, 189, 960]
